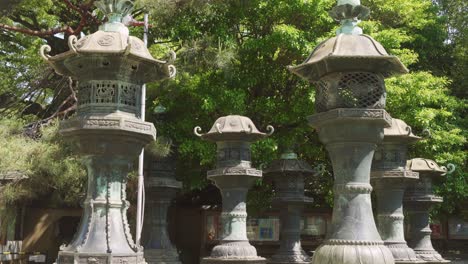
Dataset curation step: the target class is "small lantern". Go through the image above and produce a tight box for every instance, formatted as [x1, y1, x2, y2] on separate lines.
[370, 119, 424, 263]
[195, 115, 273, 264]
[264, 152, 314, 264]
[143, 151, 182, 264]
[404, 158, 451, 263]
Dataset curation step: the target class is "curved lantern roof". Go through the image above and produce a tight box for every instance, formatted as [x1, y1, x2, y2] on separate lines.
[288, 34, 408, 82]
[264, 152, 315, 176]
[40, 0, 175, 83]
[288, 0, 408, 82]
[406, 158, 447, 177]
[194, 115, 274, 142]
[383, 118, 421, 143]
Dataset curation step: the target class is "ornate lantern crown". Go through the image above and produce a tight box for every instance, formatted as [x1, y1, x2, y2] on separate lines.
[288, 0, 408, 113]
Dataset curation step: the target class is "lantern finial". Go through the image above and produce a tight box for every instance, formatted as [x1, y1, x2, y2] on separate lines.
[329, 0, 370, 35]
[95, 0, 134, 25]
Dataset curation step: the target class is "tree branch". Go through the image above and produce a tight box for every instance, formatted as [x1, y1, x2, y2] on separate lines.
[0, 23, 71, 37]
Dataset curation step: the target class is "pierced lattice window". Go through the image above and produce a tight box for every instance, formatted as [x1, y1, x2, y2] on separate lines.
[314, 72, 386, 112]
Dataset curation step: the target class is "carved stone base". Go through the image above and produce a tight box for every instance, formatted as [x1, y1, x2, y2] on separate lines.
[311, 243, 394, 264]
[385, 242, 425, 263]
[57, 252, 145, 264]
[268, 250, 310, 264]
[202, 257, 267, 264]
[414, 250, 450, 263]
[145, 249, 181, 264]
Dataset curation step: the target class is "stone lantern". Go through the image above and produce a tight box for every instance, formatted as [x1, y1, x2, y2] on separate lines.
[288, 0, 408, 263]
[39, 0, 175, 263]
[194, 115, 274, 264]
[264, 152, 314, 264]
[143, 151, 182, 264]
[404, 158, 450, 263]
[370, 119, 424, 264]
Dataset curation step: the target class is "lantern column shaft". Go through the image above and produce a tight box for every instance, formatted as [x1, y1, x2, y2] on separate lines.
[309, 112, 394, 264]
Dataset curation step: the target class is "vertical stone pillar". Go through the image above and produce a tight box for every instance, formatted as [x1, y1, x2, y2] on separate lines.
[288, 0, 408, 262]
[404, 158, 450, 263]
[144, 154, 182, 264]
[307, 110, 394, 264]
[194, 115, 273, 264]
[39, 0, 176, 263]
[264, 152, 314, 264]
[370, 119, 424, 263]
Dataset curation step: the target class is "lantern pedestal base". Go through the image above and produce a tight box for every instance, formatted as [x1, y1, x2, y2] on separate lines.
[385, 243, 425, 264]
[202, 257, 266, 264]
[413, 251, 450, 263]
[268, 252, 310, 264]
[145, 249, 181, 264]
[57, 252, 145, 264]
[202, 241, 266, 264]
[312, 244, 394, 264]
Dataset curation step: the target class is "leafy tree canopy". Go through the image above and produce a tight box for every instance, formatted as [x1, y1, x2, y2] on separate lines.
[0, 0, 465, 215]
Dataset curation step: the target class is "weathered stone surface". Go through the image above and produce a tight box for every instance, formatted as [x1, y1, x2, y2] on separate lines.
[371, 118, 423, 264]
[143, 154, 182, 264]
[39, 1, 173, 262]
[404, 159, 450, 263]
[264, 153, 314, 264]
[196, 116, 270, 264]
[308, 111, 395, 264]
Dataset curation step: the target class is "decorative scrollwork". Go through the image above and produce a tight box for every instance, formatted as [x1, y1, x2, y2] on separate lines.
[405, 125, 412, 136]
[266, 125, 274, 136]
[194, 126, 203, 137]
[68, 35, 78, 54]
[168, 64, 177, 78]
[441, 163, 456, 176]
[40, 45, 52, 61]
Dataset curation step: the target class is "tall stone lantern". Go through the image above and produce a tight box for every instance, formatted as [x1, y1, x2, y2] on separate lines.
[404, 158, 451, 263]
[370, 119, 424, 264]
[39, 0, 175, 263]
[194, 115, 274, 264]
[143, 151, 182, 264]
[264, 152, 314, 264]
[288, 0, 408, 263]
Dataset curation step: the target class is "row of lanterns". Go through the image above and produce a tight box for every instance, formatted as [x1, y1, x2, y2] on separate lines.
[39, 0, 453, 263]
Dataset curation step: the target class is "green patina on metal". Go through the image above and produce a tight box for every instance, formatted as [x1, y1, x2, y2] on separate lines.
[404, 159, 452, 263]
[143, 150, 182, 264]
[288, 0, 410, 263]
[329, 0, 369, 35]
[39, 0, 176, 263]
[195, 115, 273, 264]
[370, 119, 425, 264]
[264, 153, 315, 264]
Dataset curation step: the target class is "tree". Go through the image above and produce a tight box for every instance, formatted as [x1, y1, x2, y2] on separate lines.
[0, 0, 465, 216]
[136, 0, 466, 214]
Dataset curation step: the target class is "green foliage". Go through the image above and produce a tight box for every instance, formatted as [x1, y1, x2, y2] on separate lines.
[0, 0, 465, 216]
[0, 118, 86, 207]
[386, 72, 467, 213]
[136, 0, 466, 214]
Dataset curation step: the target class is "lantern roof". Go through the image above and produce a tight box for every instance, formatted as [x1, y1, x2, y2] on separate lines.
[40, 0, 175, 83]
[194, 115, 274, 142]
[288, 34, 408, 82]
[264, 152, 315, 176]
[383, 118, 421, 143]
[406, 158, 447, 176]
[288, 0, 408, 82]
